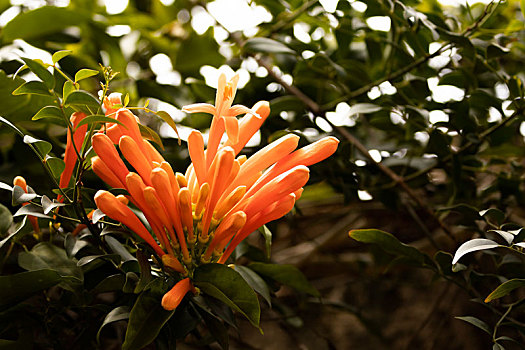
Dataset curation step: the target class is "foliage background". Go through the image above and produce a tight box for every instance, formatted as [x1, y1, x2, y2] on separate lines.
[0, 0, 525, 349]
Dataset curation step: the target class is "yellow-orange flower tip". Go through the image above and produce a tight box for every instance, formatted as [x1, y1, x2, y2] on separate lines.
[13, 176, 28, 192]
[103, 92, 122, 116]
[176, 172, 188, 188]
[162, 254, 185, 273]
[116, 195, 129, 205]
[161, 278, 193, 311]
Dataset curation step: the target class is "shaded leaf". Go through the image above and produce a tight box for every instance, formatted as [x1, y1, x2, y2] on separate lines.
[455, 316, 491, 335]
[32, 106, 64, 123]
[349, 229, 430, 266]
[122, 280, 174, 350]
[194, 263, 260, 327]
[74, 114, 125, 130]
[0, 203, 13, 236]
[0, 217, 29, 249]
[233, 265, 271, 306]
[45, 156, 66, 179]
[485, 279, 525, 303]
[258, 225, 272, 259]
[18, 242, 83, 283]
[0, 269, 62, 311]
[41, 195, 66, 215]
[249, 262, 320, 297]
[138, 123, 164, 150]
[97, 306, 130, 343]
[154, 111, 179, 140]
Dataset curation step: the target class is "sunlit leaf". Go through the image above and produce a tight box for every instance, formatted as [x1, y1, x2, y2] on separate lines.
[52, 50, 73, 64]
[12, 81, 51, 97]
[452, 239, 500, 265]
[74, 114, 124, 130]
[75, 68, 99, 82]
[154, 110, 179, 140]
[32, 105, 65, 124]
[21, 58, 55, 89]
[64, 90, 101, 112]
[244, 37, 295, 54]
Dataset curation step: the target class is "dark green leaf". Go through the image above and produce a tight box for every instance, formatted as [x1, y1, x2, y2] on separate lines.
[134, 250, 152, 293]
[122, 280, 174, 350]
[45, 156, 66, 180]
[233, 265, 271, 306]
[154, 111, 179, 140]
[0, 269, 62, 311]
[349, 229, 430, 266]
[193, 263, 260, 327]
[92, 274, 126, 293]
[75, 69, 99, 82]
[23, 135, 52, 157]
[0, 203, 13, 236]
[52, 50, 73, 64]
[201, 309, 229, 350]
[21, 58, 55, 89]
[77, 254, 121, 267]
[455, 316, 491, 335]
[485, 279, 525, 303]
[32, 106, 65, 124]
[452, 239, 500, 264]
[480, 208, 505, 227]
[244, 37, 295, 54]
[248, 262, 320, 297]
[64, 90, 101, 112]
[258, 225, 272, 259]
[74, 114, 125, 130]
[105, 235, 137, 263]
[138, 123, 164, 150]
[18, 242, 83, 283]
[97, 306, 130, 343]
[12, 81, 51, 97]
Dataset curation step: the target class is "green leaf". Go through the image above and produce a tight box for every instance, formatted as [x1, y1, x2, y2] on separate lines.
[12, 185, 37, 205]
[2, 6, 87, 42]
[455, 316, 491, 335]
[12, 81, 51, 97]
[52, 50, 73, 64]
[0, 203, 13, 236]
[258, 225, 272, 259]
[244, 37, 295, 54]
[63, 80, 76, 99]
[122, 281, 174, 350]
[349, 229, 430, 266]
[485, 279, 525, 303]
[75, 69, 99, 82]
[32, 106, 65, 124]
[479, 208, 505, 227]
[193, 263, 260, 327]
[45, 156, 66, 180]
[134, 250, 152, 294]
[77, 254, 121, 267]
[248, 262, 320, 297]
[452, 238, 500, 265]
[0, 217, 29, 250]
[138, 123, 164, 150]
[64, 90, 101, 112]
[23, 135, 52, 157]
[21, 58, 55, 89]
[154, 111, 180, 140]
[0, 269, 63, 311]
[97, 306, 130, 343]
[74, 115, 125, 130]
[18, 242, 83, 283]
[14, 203, 51, 219]
[233, 265, 272, 306]
[40, 195, 66, 215]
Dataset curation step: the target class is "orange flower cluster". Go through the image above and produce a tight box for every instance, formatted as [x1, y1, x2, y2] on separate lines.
[92, 74, 339, 311]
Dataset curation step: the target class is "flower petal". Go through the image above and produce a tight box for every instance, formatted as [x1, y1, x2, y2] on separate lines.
[182, 103, 217, 115]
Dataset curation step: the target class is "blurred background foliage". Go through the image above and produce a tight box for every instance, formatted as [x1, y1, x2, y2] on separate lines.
[1, 0, 525, 349]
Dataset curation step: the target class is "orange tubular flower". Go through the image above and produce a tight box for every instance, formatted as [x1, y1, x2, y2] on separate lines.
[91, 73, 338, 311]
[58, 112, 87, 202]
